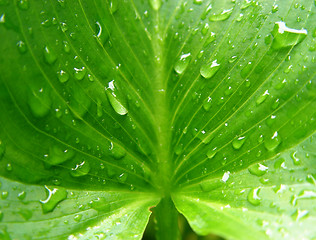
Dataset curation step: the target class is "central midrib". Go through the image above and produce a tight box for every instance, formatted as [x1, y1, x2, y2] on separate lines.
[151, 9, 173, 196]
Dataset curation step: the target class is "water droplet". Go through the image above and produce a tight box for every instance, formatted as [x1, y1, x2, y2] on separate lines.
[16, 40, 27, 54]
[200, 59, 220, 79]
[1, 191, 8, 199]
[207, 147, 217, 159]
[28, 87, 52, 117]
[109, 0, 118, 13]
[271, 98, 280, 110]
[271, 21, 307, 50]
[43, 45, 57, 65]
[264, 131, 281, 151]
[256, 90, 269, 105]
[247, 187, 261, 206]
[232, 136, 246, 149]
[149, 0, 161, 11]
[74, 214, 82, 222]
[248, 163, 268, 176]
[57, 0, 65, 8]
[74, 66, 86, 80]
[63, 41, 70, 53]
[292, 209, 309, 221]
[17, 0, 29, 10]
[105, 80, 128, 115]
[199, 179, 222, 192]
[17, 191, 26, 200]
[204, 32, 216, 46]
[174, 144, 183, 155]
[5, 163, 12, 171]
[57, 70, 69, 83]
[221, 171, 230, 183]
[229, 55, 237, 63]
[110, 142, 126, 159]
[70, 160, 90, 177]
[291, 151, 301, 165]
[117, 172, 128, 183]
[0, 140, 5, 160]
[60, 22, 68, 32]
[201, 23, 209, 36]
[201, 3, 212, 20]
[174, 53, 191, 74]
[40, 186, 67, 213]
[193, 0, 203, 5]
[48, 146, 75, 165]
[203, 97, 212, 111]
[240, 62, 253, 78]
[209, 8, 233, 21]
[272, 4, 278, 13]
[240, 0, 252, 10]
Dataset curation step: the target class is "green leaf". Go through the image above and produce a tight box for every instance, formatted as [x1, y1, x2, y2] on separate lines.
[0, 0, 315, 239]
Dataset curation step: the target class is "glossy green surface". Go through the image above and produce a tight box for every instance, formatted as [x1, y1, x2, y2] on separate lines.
[0, 0, 315, 239]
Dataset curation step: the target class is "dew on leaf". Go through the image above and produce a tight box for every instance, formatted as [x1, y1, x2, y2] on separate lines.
[209, 8, 233, 21]
[16, 40, 27, 54]
[240, 0, 253, 10]
[232, 136, 246, 150]
[207, 147, 217, 159]
[57, 70, 69, 83]
[248, 163, 268, 176]
[291, 190, 316, 206]
[70, 160, 90, 177]
[271, 21, 307, 50]
[229, 55, 237, 63]
[117, 172, 128, 183]
[264, 131, 281, 151]
[74, 214, 82, 222]
[203, 97, 212, 111]
[40, 186, 67, 213]
[48, 146, 75, 165]
[110, 142, 126, 160]
[17, 0, 29, 10]
[74, 67, 86, 80]
[105, 80, 128, 115]
[201, 3, 212, 20]
[149, 0, 161, 11]
[174, 144, 183, 155]
[221, 171, 230, 183]
[256, 90, 269, 105]
[200, 59, 220, 79]
[247, 188, 261, 206]
[193, 0, 203, 5]
[201, 23, 209, 36]
[43, 45, 57, 65]
[63, 41, 70, 53]
[290, 151, 301, 165]
[17, 191, 26, 200]
[291, 209, 309, 222]
[174, 53, 191, 74]
[6, 163, 12, 171]
[204, 32, 216, 46]
[60, 22, 68, 32]
[28, 87, 52, 118]
[240, 62, 253, 78]
[1, 191, 8, 200]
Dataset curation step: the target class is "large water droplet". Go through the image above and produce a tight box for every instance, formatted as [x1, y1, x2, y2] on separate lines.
[232, 136, 246, 150]
[48, 146, 75, 165]
[110, 142, 126, 159]
[248, 163, 268, 176]
[70, 160, 90, 177]
[264, 131, 281, 151]
[149, 0, 161, 11]
[57, 70, 69, 83]
[271, 21, 307, 49]
[43, 45, 57, 65]
[40, 186, 67, 213]
[174, 53, 191, 74]
[209, 8, 233, 21]
[200, 60, 220, 79]
[247, 187, 261, 206]
[28, 87, 52, 117]
[105, 80, 128, 115]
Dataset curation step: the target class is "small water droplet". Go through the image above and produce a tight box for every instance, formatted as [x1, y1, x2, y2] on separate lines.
[229, 55, 237, 63]
[60, 22, 68, 32]
[40, 186, 67, 213]
[74, 66, 86, 80]
[174, 53, 191, 74]
[247, 187, 261, 206]
[200, 59, 220, 79]
[149, 0, 161, 11]
[117, 172, 128, 183]
[48, 146, 75, 165]
[203, 97, 212, 111]
[291, 151, 301, 165]
[207, 147, 217, 159]
[221, 171, 230, 183]
[264, 131, 281, 151]
[291, 209, 309, 221]
[1, 191, 8, 199]
[248, 163, 268, 176]
[74, 214, 82, 222]
[105, 80, 128, 115]
[17, 191, 26, 200]
[63, 41, 70, 53]
[232, 136, 246, 149]
[193, 0, 203, 5]
[57, 70, 69, 83]
[201, 3, 212, 20]
[17, 0, 29, 10]
[201, 23, 209, 36]
[256, 90, 269, 105]
[271, 21, 307, 50]
[43, 45, 57, 65]
[240, 62, 253, 78]
[209, 8, 233, 21]
[174, 144, 183, 155]
[109, 0, 118, 13]
[16, 40, 27, 54]
[70, 160, 90, 177]
[110, 142, 126, 159]
[240, 0, 252, 10]
[28, 87, 52, 117]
